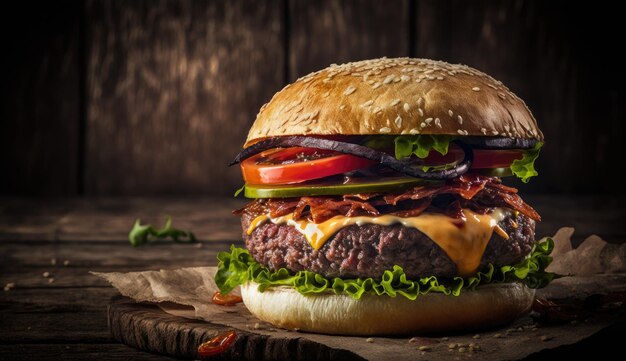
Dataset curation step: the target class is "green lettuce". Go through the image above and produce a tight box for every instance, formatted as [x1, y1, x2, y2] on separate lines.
[215, 238, 557, 300]
[128, 216, 196, 247]
[511, 142, 542, 183]
[394, 135, 453, 159]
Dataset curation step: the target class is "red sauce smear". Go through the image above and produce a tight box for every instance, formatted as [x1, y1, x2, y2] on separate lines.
[198, 330, 237, 358]
[212, 291, 243, 306]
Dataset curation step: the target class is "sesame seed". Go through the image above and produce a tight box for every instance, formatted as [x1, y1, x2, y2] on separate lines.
[492, 130, 499, 135]
[424, 69, 434, 74]
[436, 76, 444, 80]
[441, 337, 449, 341]
[395, 116, 402, 127]
[498, 93, 506, 99]
[372, 82, 382, 89]
[425, 117, 433, 123]
[379, 127, 391, 133]
[51, 258, 57, 266]
[448, 343, 457, 349]
[409, 128, 420, 135]
[418, 108, 424, 116]
[420, 122, 426, 128]
[472, 87, 481, 91]
[383, 75, 395, 84]
[361, 100, 374, 107]
[418, 346, 432, 351]
[390, 99, 401, 106]
[43, 272, 50, 278]
[415, 78, 422, 83]
[493, 333, 503, 338]
[403, 103, 410, 112]
[417, 97, 424, 107]
[457, 129, 465, 135]
[367, 79, 375, 85]
[458, 347, 467, 353]
[448, 110, 453, 117]
[366, 338, 374, 343]
[343, 86, 356, 95]
[254, 323, 261, 329]
[48, 278, 55, 284]
[457, 115, 463, 124]
[488, 84, 497, 89]
[393, 76, 401, 82]
[373, 106, 382, 114]
[427, 76, 436, 80]
[409, 337, 419, 343]
[481, 128, 487, 135]
[540, 335, 552, 342]
[435, 118, 442, 128]
[400, 75, 410, 82]
[63, 260, 70, 267]
[339, 105, 346, 110]
[473, 334, 481, 339]
[504, 125, 510, 131]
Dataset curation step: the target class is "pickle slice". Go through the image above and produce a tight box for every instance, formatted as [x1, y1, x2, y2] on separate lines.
[244, 177, 430, 198]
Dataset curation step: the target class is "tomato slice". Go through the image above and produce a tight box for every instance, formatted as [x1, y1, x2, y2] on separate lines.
[241, 147, 376, 185]
[425, 146, 524, 169]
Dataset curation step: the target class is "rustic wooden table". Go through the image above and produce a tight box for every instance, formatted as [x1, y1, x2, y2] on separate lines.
[1, 196, 624, 360]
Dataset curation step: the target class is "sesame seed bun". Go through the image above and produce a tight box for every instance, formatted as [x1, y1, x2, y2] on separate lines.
[241, 281, 535, 336]
[245, 58, 542, 147]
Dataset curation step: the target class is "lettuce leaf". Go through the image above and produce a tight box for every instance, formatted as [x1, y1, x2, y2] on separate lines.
[511, 142, 542, 183]
[215, 238, 557, 300]
[128, 216, 196, 247]
[394, 135, 453, 159]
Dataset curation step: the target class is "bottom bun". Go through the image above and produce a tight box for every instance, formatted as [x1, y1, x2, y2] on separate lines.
[241, 281, 535, 336]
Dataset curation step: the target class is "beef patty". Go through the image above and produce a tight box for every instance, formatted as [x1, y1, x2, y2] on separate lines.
[242, 212, 535, 279]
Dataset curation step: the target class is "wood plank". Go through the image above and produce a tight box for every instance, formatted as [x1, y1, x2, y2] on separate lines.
[289, 0, 409, 80]
[0, 1, 80, 196]
[0, 197, 247, 242]
[0, 287, 118, 343]
[0, 344, 176, 361]
[107, 297, 363, 361]
[413, 0, 625, 194]
[0, 242, 239, 288]
[85, 0, 284, 196]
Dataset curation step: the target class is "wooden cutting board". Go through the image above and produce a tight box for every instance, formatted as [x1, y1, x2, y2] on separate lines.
[108, 275, 626, 361]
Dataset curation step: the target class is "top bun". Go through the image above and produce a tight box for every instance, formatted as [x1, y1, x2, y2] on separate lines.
[245, 58, 542, 147]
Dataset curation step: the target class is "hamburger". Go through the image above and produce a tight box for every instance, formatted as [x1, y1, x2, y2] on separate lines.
[216, 58, 555, 335]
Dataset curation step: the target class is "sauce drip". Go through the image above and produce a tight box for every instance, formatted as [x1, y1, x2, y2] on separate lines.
[212, 291, 243, 306]
[198, 330, 237, 358]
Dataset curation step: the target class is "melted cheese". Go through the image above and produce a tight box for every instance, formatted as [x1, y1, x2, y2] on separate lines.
[247, 208, 510, 277]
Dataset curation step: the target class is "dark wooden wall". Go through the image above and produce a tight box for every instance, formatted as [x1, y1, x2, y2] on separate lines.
[2, 0, 624, 196]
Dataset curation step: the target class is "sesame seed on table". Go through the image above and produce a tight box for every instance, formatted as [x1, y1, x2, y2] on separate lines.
[1, 196, 625, 360]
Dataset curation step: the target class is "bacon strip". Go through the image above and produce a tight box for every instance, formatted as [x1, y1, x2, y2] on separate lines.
[238, 175, 540, 223]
